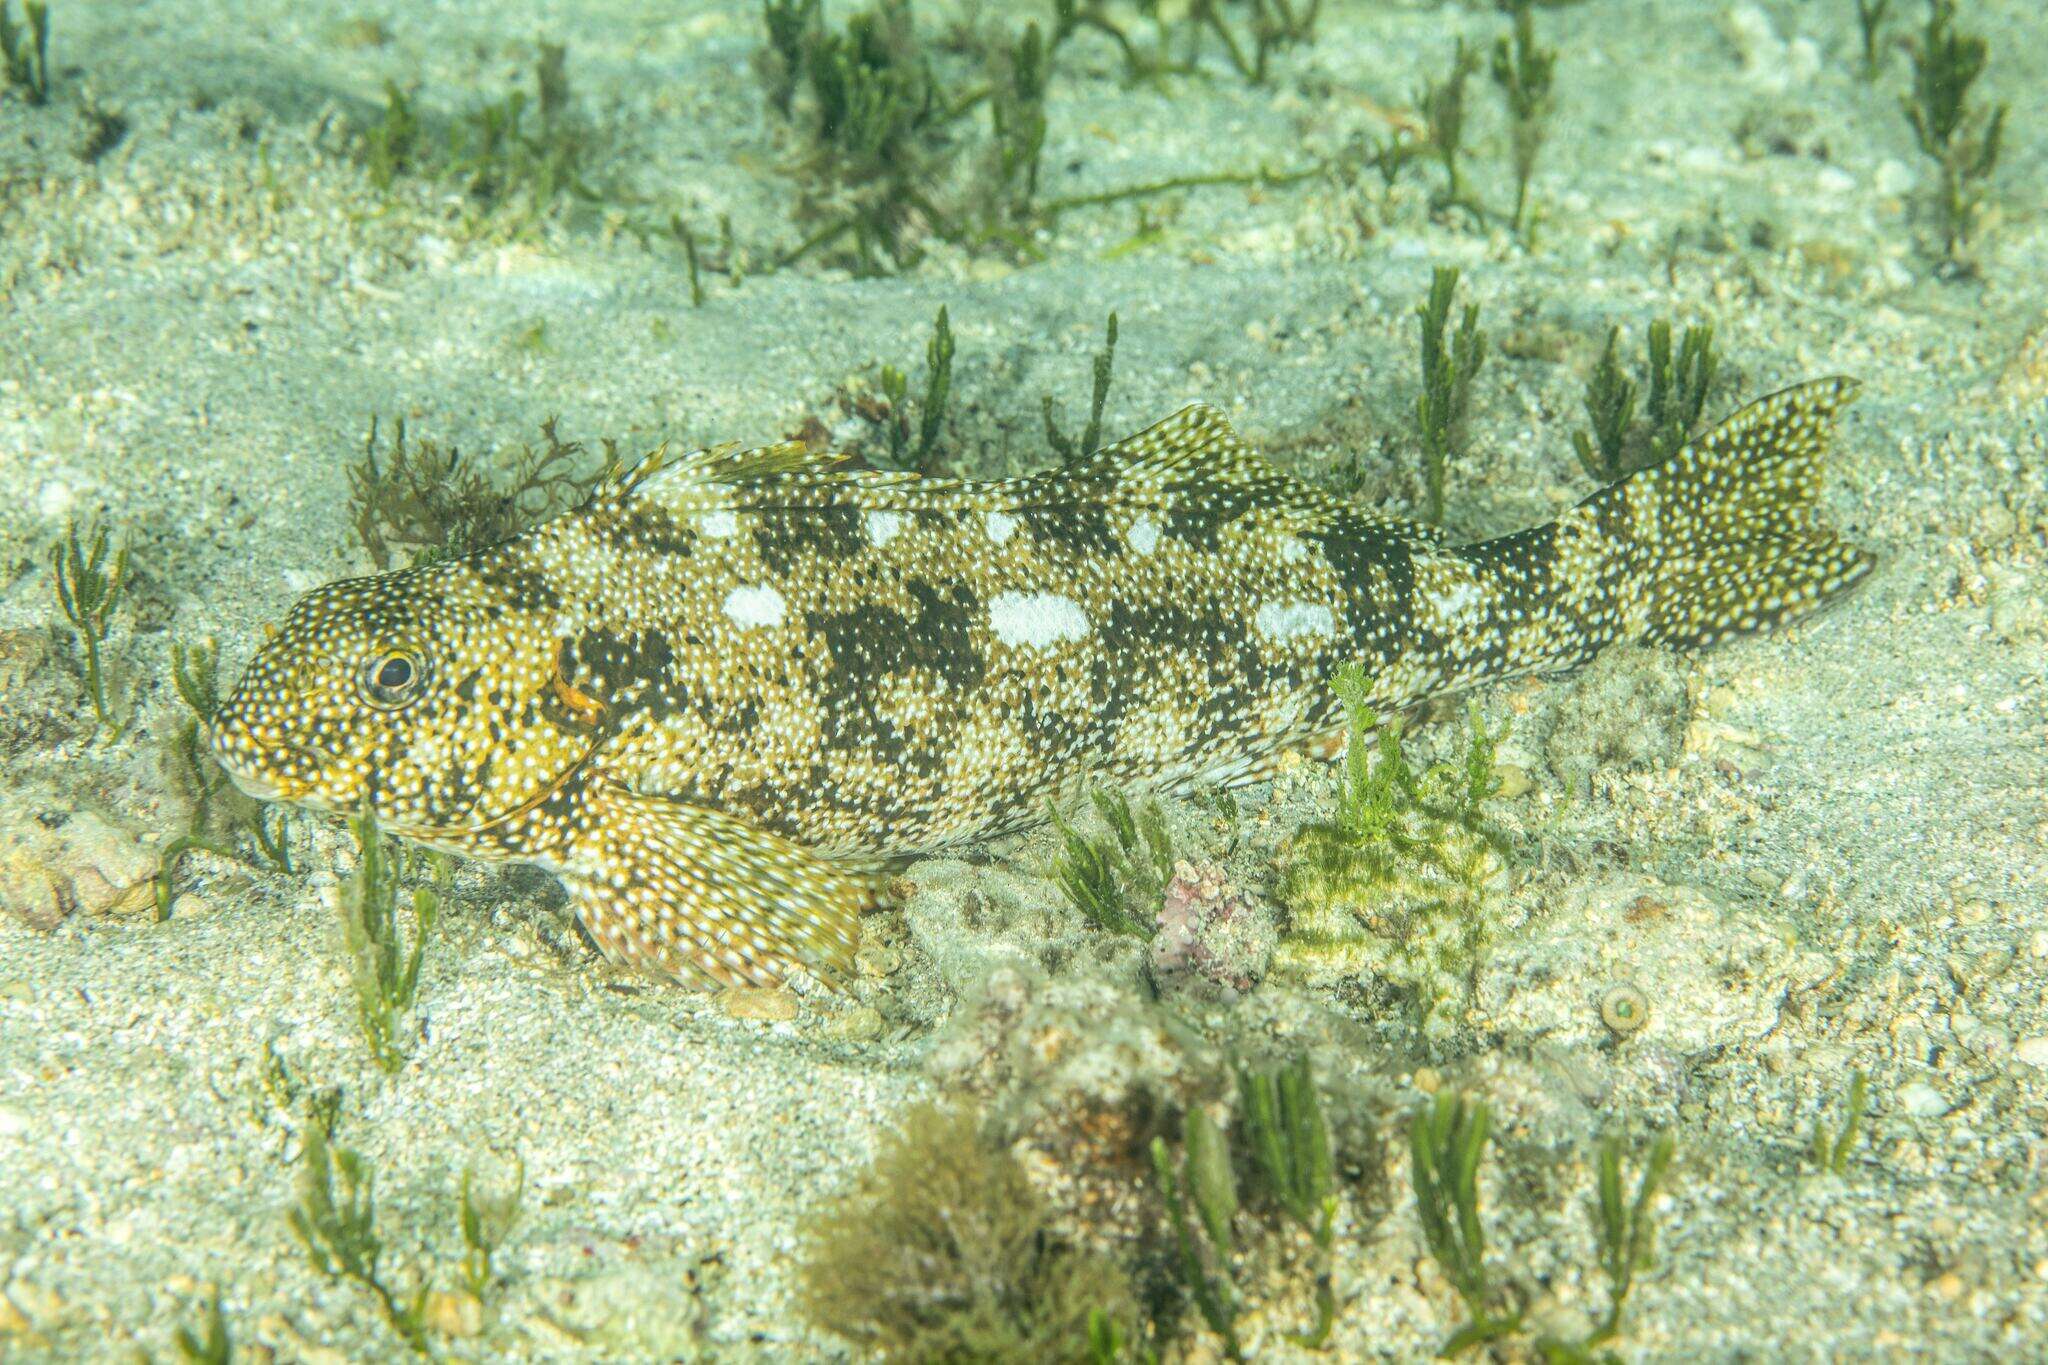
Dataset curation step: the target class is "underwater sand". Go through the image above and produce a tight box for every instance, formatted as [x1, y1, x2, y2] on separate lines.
[1, 0, 2045, 1358]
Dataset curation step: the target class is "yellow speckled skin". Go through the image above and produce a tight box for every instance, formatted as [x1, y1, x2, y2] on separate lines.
[211, 382, 1871, 989]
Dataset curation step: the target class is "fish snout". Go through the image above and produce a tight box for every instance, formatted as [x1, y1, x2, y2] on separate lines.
[206, 716, 291, 801]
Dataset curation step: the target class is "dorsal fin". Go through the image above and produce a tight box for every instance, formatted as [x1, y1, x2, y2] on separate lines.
[597, 438, 927, 513]
[1060, 403, 1274, 485]
[592, 406, 1448, 549]
[600, 439, 843, 498]
[1058, 403, 1449, 547]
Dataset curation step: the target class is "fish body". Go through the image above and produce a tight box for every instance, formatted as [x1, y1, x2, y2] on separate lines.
[212, 380, 1872, 988]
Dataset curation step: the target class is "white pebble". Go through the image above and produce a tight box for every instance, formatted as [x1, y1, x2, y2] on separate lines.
[1897, 1081, 1946, 1118]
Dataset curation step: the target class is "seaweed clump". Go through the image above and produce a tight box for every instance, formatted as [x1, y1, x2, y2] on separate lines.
[339, 805, 442, 1075]
[1901, 0, 2005, 265]
[1489, 0, 1556, 240]
[1051, 786, 1174, 940]
[1570, 318, 1719, 484]
[799, 1102, 1137, 1361]
[347, 415, 597, 569]
[1410, 1092, 1675, 1358]
[0, 0, 50, 104]
[1276, 664, 1510, 1029]
[759, 2, 1332, 272]
[1150, 1055, 1344, 1358]
[49, 518, 128, 736]
[359, 42, 599, 229]
[762, 0, 958, 273]
[1413, 266, 1487, 524]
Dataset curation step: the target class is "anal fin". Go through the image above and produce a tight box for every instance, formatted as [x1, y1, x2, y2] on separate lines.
[563, 784, 875, 990]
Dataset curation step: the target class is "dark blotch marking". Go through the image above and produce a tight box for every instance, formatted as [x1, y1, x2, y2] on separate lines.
[1313, 514, 1423, 660]
[1100, 595, 1270, 751]
[1162, 480, 1261, 550]
[474, 555, 561, 613]
[1461, 525, 1556, 626]
[803, 584, 986, 773]
[754, 505, 865, 578]
[615, 505, 699, 558]
[565, 628, 677, 720]
[1019, 503, 1121, 559]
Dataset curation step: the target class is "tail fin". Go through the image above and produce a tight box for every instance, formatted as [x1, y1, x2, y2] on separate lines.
[1574, 376, 1875, 650]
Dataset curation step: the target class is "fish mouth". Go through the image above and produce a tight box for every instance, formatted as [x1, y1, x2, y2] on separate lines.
[206, 725, 336, 805]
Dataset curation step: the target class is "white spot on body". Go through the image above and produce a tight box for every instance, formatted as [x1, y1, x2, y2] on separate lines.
[985, 511, 1019, 544]
[1430, 579, 1485, 625]
[699, 510, 740, 539]
[1255, 600, 1338, 642]
[723, 584, 787, 629]
[865, 510, 905, 546]
[1128, 517, 1161, 555]
[1276, 536, 1310, 564]
[989, 591, 1090, 648]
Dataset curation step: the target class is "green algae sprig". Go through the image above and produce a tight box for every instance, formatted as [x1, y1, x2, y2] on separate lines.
[1572, 318, 1720, 483]
[799, 1102, 1137, 1360]
[0, 0, 49, 105]
[340, 804, 441, 1076]
[50, 517, 128, 737]
[1418, 38, 1481, 216]
[1414, 267, 1488, 525]
[1856, 0, 1895, 78]
[1410, 1092, 1524, 1353]
[1489, 0, 1556, 241]
[155, 636, 299, 920]
[1410, 1092, 1678, 1358]
[1150, 1054, 1343, 1358]
[288, 1123, 434, 1354]
[1044, 311, 1120, 464]
[1572, 1130, 1676, 1354]
[1902, 0, 2005, 265]
[1052, 786, 1174, 941]
[872, 305, 955, 474]
[1188, 0, 1320, 87]
[1810, 1068, 1870, 1176]
[457, 1155, 526, 1299]
[171, 1292, 232, 1364]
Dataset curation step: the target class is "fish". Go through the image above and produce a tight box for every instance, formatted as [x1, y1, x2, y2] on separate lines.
[210, 377, 1873, 990]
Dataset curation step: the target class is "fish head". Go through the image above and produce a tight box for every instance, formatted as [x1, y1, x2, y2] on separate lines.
[211, 561, 597, 841]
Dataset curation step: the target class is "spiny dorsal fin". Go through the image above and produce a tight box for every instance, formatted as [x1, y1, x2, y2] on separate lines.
[1060, 403, 1448, 547]
[599, 438, 929, 513]
[1061, 403, 1274, 484]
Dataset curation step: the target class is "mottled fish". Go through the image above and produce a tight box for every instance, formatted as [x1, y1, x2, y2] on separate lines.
[212, 378, 1872, 989]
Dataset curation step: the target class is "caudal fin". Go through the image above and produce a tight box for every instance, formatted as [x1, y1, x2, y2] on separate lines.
[1576, 376, 1875, 650]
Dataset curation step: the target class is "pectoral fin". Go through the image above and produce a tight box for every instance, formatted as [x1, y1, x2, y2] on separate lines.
[563, 784, 874, 990]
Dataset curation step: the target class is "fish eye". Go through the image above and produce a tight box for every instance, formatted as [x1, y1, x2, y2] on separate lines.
[361, 649, 428, 708]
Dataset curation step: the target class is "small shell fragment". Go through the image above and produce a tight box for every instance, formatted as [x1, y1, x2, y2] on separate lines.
[719, 987, 800, 1022]
[1600, 983, 1650, 1036]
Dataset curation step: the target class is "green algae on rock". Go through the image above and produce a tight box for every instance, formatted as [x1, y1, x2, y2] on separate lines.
[799, 1102, 1137, 1361]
